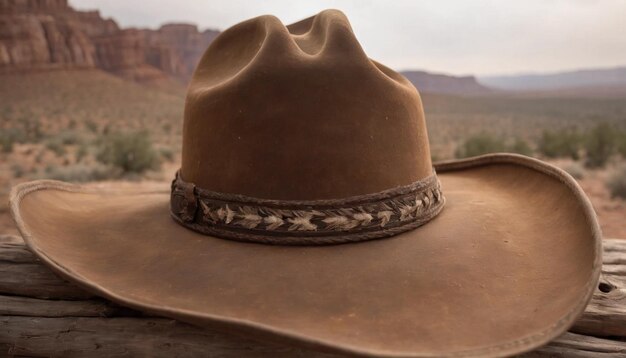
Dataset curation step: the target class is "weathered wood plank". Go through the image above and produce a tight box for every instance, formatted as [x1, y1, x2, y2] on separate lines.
[0, 234, 95, 300]
[0, 295, 140, 318]
[1, 234, 626, 357]
[0, 261, 95, 300]
[2, 312, 625, 358]
[0, 235, 23, 245]
[571, 239, 626, 338]
[522, 333, 626, 357]
[4, 237, 626, 336]
[0, 241, 34, 263]
[0, 316, 340, 358]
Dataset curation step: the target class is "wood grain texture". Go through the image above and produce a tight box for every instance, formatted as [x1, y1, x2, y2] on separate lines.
[0, 238, 94, 300]
[572, 239, 626, 339]
[1, 234, 625, 357]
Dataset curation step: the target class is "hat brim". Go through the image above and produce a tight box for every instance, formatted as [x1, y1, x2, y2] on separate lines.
[10, 154, 601, 357]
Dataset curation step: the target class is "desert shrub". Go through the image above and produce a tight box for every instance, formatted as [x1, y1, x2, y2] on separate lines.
[34, 150, 44, 164]
[617, 131, 626, 159]
[26, 120, 44, 142]
[85, 120, 99, 133]
[159, 147, 175, 162]
[455, 133, 507, 158]
[584, 123, 618, 168]
[58, 130, 81, 145]
[607, 166, 626, 199]
[75, 142, 90, 162]
[45, 138, 66, 156]
[42, 164, 116, 182]
[0, 127, 29, 153]
[538, 129, 581, 160]
[7, 127, 28, 143]
[454, 134, 532, 158]
[562, 162, 585, 179]
[0, 133, 15, 153]
[11, 164, 24, 178]
[509, 138, 533, 156]
[97, 131, 161, 174]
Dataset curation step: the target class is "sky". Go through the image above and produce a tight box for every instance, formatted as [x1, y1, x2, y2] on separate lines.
[71, 0, 626, 77]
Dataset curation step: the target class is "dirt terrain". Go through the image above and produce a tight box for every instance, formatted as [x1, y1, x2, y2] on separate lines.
[576, 168, 626, 239]
[2, 161, 623, 239]
[1, 70, 625, 239]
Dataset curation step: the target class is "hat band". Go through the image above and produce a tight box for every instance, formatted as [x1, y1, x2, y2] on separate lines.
[170, 170, 445, 245]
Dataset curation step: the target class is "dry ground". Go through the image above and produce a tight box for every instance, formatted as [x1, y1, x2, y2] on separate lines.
[576, 167, 626, 239]
[2, 160, 623, 239]
[1, 70, 625, 238]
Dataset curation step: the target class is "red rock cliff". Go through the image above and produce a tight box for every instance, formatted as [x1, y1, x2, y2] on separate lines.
[0, 0, 219, 82]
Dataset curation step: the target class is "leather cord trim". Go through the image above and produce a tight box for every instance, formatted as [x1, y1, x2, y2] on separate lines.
[170, 170, 445, 245]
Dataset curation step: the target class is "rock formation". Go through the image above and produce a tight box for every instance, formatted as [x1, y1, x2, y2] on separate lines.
[0, 0, 219, 83]
[400, 70, 493, 95]
[141, 24, 218, 79]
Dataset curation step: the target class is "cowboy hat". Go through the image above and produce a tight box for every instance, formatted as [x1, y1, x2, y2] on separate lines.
[11, 9, 601, 358]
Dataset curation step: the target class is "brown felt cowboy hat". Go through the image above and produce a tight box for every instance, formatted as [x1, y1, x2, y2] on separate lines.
[11, 9, 601, 358]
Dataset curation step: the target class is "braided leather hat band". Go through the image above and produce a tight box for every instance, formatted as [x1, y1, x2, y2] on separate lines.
[170, 170, 445, 245]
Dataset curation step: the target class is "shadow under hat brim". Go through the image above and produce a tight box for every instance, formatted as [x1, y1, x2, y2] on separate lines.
[10, 154, 602, 358]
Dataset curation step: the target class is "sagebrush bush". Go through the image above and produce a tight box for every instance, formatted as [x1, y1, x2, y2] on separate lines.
[85, 120, 99, 133]
[0, 134, 14, 153]
[584, 123, 618, 168]
[41, 164, 116, 182]
[562, 162, 585, 179]
[607, 166, 626, 199]
[11, 164, 24, 178]
[538, 129, 581, 160]
[455, 133, 507, 158]
[617, 132, 626, 159]
[45, 138, 66, 156]
[0, 127, 28, 153]
[509, 138, 533, 156]
[455, 134, 534, 158]
[34, 150, 44, 164]
[75, 142, 89, 162]
[57, 130, 80, 145]
[25, 120, 44, 142]
[159, 147, 175, 162]
[97, 131, 161, 174]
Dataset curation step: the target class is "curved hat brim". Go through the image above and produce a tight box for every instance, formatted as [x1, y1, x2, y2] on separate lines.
[10, 154, 602, 358]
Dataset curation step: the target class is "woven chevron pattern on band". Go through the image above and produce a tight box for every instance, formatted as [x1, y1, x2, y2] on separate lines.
[170, 170, 445, 245]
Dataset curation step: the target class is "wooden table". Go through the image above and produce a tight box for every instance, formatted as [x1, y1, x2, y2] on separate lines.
[1, 234, 625, 357]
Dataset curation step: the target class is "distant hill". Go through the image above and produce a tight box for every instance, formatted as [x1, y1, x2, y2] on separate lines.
[479, 66, 626, 91]
[400, 70, 494, 95]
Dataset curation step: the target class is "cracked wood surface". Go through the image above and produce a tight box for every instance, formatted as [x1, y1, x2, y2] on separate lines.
[0, 234, 625, 357]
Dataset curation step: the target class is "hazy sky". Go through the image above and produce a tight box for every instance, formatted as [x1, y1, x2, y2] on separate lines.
[71, 0, 626, 76]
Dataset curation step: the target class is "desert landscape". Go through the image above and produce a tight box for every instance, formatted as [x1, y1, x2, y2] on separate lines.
[1, 0, 625, 239]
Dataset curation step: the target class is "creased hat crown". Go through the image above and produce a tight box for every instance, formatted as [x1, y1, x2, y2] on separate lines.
[182, 9, 432, 200]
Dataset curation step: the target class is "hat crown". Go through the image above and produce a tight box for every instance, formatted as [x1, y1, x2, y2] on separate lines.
[181, 9, 432, 200]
